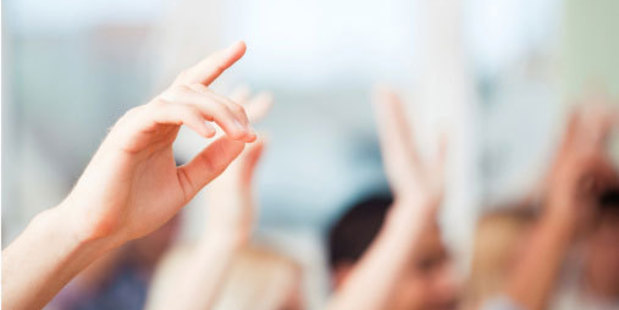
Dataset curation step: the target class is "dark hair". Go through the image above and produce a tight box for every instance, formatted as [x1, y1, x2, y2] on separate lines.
[327, 193, 393, 269]
[599, 188, 619, 210]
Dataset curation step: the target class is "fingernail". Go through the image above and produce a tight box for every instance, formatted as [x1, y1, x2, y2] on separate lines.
[204, 126, 216, 137]
[248, 128, 258, 141]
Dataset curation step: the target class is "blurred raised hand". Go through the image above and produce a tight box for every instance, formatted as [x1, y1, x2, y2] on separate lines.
[205, 86, 274, 243]
[145, 87, 273, 310]
[545, 104, 619, 234]
[373, 86, 446, 209]
[327, 86, 449, 310]
[505, 102, 619, 310]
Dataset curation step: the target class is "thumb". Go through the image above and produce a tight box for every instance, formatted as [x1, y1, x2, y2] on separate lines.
[176, 136, 245, 201]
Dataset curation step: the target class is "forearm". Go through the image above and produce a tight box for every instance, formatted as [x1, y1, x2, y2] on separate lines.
[505, 214, 574, 310]
[327, 200, 433, 310]
[152, 230, 244, 310]
[2, 205, 113, 310]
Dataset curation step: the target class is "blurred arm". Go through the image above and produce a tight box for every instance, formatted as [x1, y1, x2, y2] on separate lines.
[327, 87, 446, 310]
[146, 89, 272, 310]
[504, 213, 574, 310]
[505, 106, 618, 310]
[327, 200, 436, 310]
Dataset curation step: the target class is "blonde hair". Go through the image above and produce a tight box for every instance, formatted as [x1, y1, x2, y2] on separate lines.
[146, 244, 301, 310]
[213, 246, 301, 310]
[465, 207, 537, 309]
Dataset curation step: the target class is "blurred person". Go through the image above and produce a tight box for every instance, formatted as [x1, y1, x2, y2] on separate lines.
[46, 215, 181, 310]
[464, 207, 537, 310]
[551, 188, 619, 310]
[149, 244, 302, 310]
[495, 104, 619, 310]
[211, 246, 302, 310]
[2, 41, 258, 310]
[144, 87, 301, 310]
[326, 87, 459, 310]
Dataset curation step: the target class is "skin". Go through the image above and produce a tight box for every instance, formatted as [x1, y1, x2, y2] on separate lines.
[147, 87, 275, 310]
[505, 104, 619, 310]
[333, 223, 457, 310]
[326, 87, 458, 310]
[583, 211, 619, 299]
[2, 41, 256, 310]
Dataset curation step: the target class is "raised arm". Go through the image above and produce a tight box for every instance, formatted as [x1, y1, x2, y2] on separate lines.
[146, 88, 273, 310]
[2, 41, 255, 310]
[327, 87, 446, 310]
[504, 105, 618, 310]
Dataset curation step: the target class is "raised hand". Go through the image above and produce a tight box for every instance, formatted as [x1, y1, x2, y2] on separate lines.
[204, 86, 273, 243]
[2, 41, 256, 310]
[372, 87, 446, 208]
[63, 41, 256, 246]
[545, 104, 619, 234]
[327, 86, 449, 310]
[505, 102, 619, 310]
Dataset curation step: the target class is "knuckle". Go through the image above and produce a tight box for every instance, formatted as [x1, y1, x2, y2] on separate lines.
[188, 83, 208, 93]
[229, 102, 245, 114]
[123, 105, 146, 118]
[115, 105, 147, 128]
[184, 105, 201, 117]
[217, 102, 235, 115]
[173, 84, 193, 94]
[150, 97, 169, 107]
[160, 85, 192, 102]
[176, 69, 192, 82]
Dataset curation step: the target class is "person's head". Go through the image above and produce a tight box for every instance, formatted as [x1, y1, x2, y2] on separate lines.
[213, 246, 303, 310]
[466, 206, 537, 309]
[583, 188, 619, 299]
[328, 194, 458, 310]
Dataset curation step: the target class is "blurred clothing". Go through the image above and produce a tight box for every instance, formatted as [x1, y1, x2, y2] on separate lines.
[47, 262, 151, 310]
[552, 259, 619, 310]
[481, 296, 525, 310]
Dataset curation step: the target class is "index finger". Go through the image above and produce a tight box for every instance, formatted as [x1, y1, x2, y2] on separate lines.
[173, 41, 247, 87]
[372, 86, 420, 169]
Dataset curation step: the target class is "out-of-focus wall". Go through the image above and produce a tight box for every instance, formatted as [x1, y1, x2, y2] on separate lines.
[2, 0, 166, 243]
[562, 0, 619, 99]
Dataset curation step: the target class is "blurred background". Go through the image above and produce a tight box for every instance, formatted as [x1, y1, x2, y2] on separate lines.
[2, 0, 619, 308]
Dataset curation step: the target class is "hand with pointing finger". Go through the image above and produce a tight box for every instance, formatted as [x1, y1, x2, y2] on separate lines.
[2, 41, 257, 310]
[65, 41, 256, 246]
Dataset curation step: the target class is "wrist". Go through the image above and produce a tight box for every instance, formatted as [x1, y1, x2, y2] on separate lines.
[2, 208, 98, 310]
[3, 205, 116, 309]
[387, 197, 437, 229]
[393, 192, 439, 213]
[52, 199, 119, 253]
